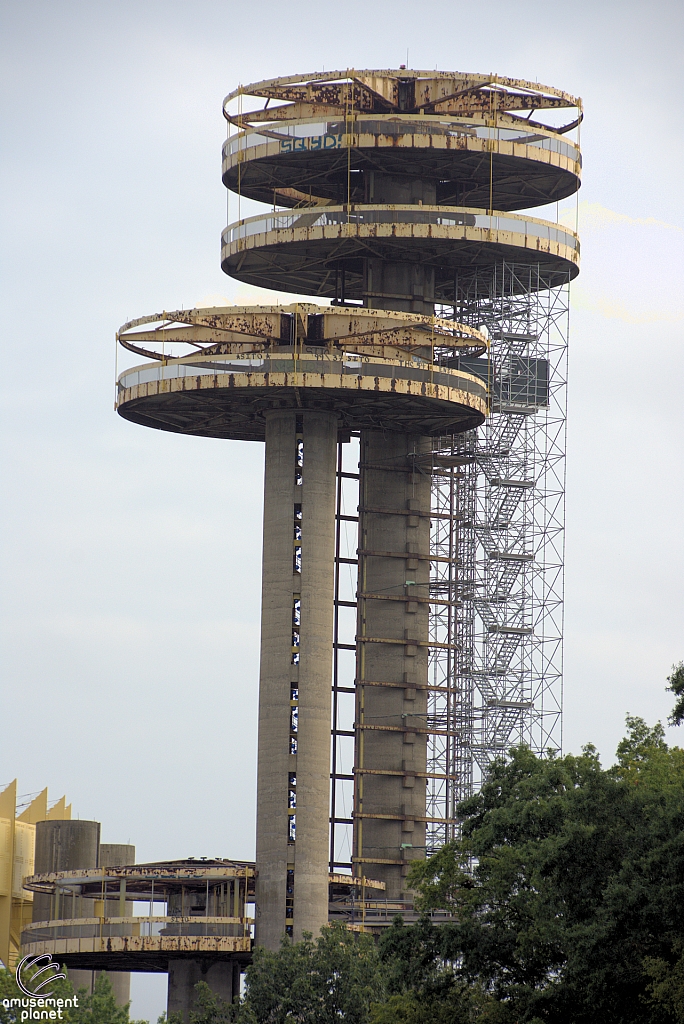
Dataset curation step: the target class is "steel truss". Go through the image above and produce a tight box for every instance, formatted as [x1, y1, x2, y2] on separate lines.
[330, 261, 569, 866]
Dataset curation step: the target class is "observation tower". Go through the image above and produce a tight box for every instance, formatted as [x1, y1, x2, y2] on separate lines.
[116, 69, 580, 951]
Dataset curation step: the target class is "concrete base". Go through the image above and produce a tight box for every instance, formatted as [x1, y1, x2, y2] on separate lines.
[167, 960, 239, 1020]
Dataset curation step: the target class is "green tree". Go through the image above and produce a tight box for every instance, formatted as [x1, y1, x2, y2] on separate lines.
[644, 945, 684, 1023]
[69, 973, 135, 1024]
[0, 967, 145, 1024]
[668, 661, 684, 726]
[400, 717, 684, 1023]
[165, 980, 235, 1024]
[371, 914, 512, 1023]
[237, 923, 386, 1024]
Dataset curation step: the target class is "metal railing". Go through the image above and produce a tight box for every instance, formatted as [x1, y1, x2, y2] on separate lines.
[221, 205, 579, 252]
[223, 117, 580, 163]
[117, 352, 490, 400]
[22, 915, 251, 944]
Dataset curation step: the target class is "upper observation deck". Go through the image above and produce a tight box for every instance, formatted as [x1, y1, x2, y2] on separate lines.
[115, 304, 489, 440]
[222, 70, 582, 211]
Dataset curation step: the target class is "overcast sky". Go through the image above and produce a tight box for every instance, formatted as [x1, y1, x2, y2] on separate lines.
[2, 1, 683, 1018]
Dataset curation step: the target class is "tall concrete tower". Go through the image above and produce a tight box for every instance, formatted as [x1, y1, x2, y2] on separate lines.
[116, 69, 580, 947]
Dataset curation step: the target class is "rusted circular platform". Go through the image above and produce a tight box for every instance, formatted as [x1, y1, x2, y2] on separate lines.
[116, 305, 489, 440]
[222, 70, 581, 210]
[220, 206, 579, 299]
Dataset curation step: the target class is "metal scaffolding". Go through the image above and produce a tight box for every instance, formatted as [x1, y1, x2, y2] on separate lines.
[329, 261, 570, 867]
[431, 260, 570, 818]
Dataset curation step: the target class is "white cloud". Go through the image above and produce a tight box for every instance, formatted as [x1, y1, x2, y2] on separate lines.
[559, 202, 684, 324]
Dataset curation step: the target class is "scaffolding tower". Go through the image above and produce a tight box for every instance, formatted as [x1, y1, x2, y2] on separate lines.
[330, 261, 570, 864]
[430, 262, 570, 834]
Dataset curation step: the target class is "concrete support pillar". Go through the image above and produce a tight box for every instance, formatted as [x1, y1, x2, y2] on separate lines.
[96, 843, 135, 1008]
[363, 173, 436, 315]
[364, 259, 434, 316]
[98, 844, 135, 867]
[33, 821, 101, 996]
[167, 960, 235, 1021]
[255, 409, 338, 948]
[33, 821, 100, 924]
[355, 431, 431, 899]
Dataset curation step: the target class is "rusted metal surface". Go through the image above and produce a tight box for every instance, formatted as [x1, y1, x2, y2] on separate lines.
[116, 365, 488, 441]
[22, 935, 251, 954]
[222, 121, 581, 211]
[24, 861, 254, 896]
[20, 868, 387, 968]
[116, 305, 489, 440]
[117, 304, 487, 361]
[224, 70, 581, 130]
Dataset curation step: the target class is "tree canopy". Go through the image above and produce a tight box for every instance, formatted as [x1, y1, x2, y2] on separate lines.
[668, 662, 684, 726]
[395, 715, 684, 1023]
[235, 923, 385, 1024]
[0, 968, 144, 1024]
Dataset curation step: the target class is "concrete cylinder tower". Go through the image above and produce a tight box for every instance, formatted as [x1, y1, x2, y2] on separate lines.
[116, 68, 579, 943]
[33, 821, 100, 995]
[117, 306, 486, 945]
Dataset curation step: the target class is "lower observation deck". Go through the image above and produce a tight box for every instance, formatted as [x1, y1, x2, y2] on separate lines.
[21, 863, 391, 970]
[116, 305, 489, 440]
[22, 917, 251, 972]
[220, 205, 579, 299]
[22, 861, 254, 973]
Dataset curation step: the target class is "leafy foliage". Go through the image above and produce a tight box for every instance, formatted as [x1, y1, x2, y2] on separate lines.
[8, 670, 684, 1024]
[373, 915, 510, 1023]
[402, 716, 684, 1023]
[69, 973, 138, 1024]
[165, 980, 235, 1024]
[668, 662, 684, 726]
[236, 923, 385, 1023]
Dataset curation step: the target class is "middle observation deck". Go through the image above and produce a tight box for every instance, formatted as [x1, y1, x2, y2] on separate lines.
[220, 205, 579, 299]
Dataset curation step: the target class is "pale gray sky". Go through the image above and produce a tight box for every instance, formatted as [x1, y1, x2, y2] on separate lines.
[2, 1, 683, 1018]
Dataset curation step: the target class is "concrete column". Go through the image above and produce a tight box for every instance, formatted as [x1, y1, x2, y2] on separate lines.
[167, 960, 234, 1020]
[363, 173, 436, 315]
[355, 431, 431, 899]
[33, 820, 100, 924]
[99, 844, 135, 867]
[255, 409, 338, 948]
[97, 844, 135, 1008]
[33, 821, 101, 996]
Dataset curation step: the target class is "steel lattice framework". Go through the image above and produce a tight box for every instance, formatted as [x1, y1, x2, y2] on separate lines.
[428, 262, 570, 834]
[330, 261, 570, 866]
